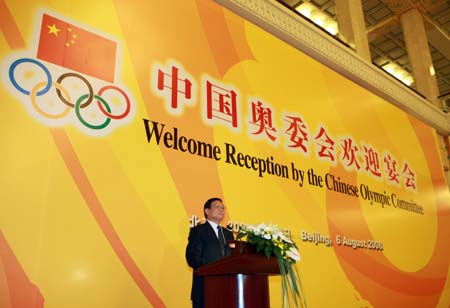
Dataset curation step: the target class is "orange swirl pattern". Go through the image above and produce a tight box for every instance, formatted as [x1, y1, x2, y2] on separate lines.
[326, 125, 450, 307]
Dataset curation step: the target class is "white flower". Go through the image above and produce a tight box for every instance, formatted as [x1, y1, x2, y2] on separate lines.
[286, 247, 300, 261]
[263, 233, 271, 240]
[279, 232, 293, 244]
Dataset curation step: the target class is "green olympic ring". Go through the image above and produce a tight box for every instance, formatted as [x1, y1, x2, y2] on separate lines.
[75, 94, 111, 130]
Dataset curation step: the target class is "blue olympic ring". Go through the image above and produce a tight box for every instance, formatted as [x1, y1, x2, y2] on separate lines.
[9, 58, 52, 96]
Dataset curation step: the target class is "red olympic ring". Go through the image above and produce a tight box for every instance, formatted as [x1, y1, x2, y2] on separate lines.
[97, 85, 131, 120]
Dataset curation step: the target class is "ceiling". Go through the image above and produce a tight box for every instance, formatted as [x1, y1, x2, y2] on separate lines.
[277, 0, 450, 111]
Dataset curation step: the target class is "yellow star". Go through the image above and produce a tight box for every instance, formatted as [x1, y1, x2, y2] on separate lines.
[47, 24, 60, 36]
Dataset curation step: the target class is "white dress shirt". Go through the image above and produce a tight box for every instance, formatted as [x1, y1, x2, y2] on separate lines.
[207, 220, 220, 238]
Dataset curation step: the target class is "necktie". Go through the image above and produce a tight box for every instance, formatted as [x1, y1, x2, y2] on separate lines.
[217, 225, 226, 257]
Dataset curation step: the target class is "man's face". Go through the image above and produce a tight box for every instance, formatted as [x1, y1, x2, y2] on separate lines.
[205, 200, 225, 224]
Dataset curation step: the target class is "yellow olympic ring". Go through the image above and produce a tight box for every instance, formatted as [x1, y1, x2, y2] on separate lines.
[31, 81, 71, 119]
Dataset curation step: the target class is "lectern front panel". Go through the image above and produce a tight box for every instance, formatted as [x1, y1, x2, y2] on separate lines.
[204, 274, 270, 308]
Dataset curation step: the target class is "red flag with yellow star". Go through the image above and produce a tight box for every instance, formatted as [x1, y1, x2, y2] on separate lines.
[37, 14, 116, 82]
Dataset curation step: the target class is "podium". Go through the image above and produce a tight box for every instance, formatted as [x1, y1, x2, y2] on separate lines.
[196, 241, 280, 308]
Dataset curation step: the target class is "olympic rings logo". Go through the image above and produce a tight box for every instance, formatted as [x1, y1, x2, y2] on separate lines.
[8, 57, 133, 132]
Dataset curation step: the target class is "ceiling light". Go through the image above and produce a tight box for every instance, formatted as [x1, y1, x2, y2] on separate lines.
[295, 3, 314, 18]
[324, 20, 338, 35]
[295, 3, 339, 36]
[429, 65, 435, 76]
[383, 64, 395, 74]
[311, 11, 325, 27]
[382, 62, 414, 86]
[393, 70, 404, 80]
[403, 77, 413, 86]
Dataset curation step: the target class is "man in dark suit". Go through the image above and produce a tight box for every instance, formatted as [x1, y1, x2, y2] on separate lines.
[186, 197, 234, 308]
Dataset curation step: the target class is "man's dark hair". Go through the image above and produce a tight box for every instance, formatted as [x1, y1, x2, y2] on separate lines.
[203, 197, 222, 218]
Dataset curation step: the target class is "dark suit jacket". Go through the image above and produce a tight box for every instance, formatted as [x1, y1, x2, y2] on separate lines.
[185, 222, 234, 304]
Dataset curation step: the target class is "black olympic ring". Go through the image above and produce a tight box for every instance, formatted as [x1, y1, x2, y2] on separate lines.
[56, 72, 93, 108]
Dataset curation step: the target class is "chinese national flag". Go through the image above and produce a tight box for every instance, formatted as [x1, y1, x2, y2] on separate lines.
[37, 14, 116, 83]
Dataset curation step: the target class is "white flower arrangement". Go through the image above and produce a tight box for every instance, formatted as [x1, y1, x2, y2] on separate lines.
[236, 223, 307, 308]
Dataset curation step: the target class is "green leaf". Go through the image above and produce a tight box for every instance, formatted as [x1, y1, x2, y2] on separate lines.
[256, 240, 265, 252]
[273, 246, 281, 257]
[264, 244, 273, 258]
[236, 232, 246, 240]
[247, 234, 255, 243]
